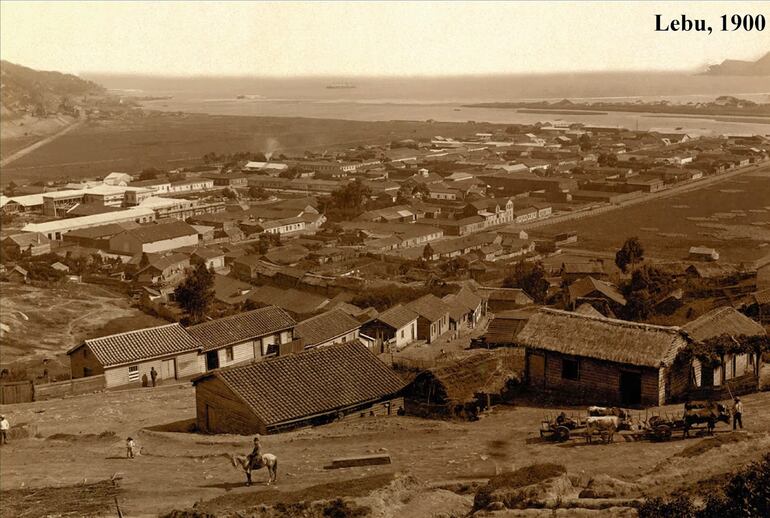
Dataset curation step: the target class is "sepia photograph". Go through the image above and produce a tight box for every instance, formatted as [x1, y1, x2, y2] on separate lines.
[0, 1, 769, 516]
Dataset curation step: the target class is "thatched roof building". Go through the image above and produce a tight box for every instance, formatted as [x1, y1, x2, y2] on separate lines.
[405, 349, 525, 419]
[516, 308, 692, 406]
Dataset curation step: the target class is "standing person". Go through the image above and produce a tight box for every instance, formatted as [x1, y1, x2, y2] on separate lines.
[126, 437, 136, 458]
[732, 397, 744, 430]
[150, 367, 158, 387]
[0, 415, 9, 445]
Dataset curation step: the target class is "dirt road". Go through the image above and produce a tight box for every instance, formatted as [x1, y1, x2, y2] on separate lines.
[2, 383, 769, 517]
[0, 120, 84, 168]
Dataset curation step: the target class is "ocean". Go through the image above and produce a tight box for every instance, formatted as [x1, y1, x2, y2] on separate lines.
[88, 72, 770, 135]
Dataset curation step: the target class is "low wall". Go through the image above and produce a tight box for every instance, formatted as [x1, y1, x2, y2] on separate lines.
[0, 381, 34, 405]
[34, 375, 106, 401]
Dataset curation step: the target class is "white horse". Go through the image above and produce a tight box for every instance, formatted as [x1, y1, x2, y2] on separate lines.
[230, 453, 278, 486]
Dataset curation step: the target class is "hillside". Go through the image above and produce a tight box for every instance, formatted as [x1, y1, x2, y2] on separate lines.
[704, 51, 770, 76]
[0, 60, 105, 118]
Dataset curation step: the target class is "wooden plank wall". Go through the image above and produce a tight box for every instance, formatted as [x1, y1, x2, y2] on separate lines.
[0, 381, 33, 405]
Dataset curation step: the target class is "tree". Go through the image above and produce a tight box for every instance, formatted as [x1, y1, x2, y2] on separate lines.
[411, 183, 430, 198]
[253, 234, 270, 255]
[223, 187, 239, 199]
[502, 261, 549, 304]
[422, 243, 435, 261]
[248, 186, 269, 200]
[598, 153, 618, 167]
[5, 181, 18, 196]
[620, 265, 674, 321]
[579, 133, 593, 151]
[139, 168, 163, 180]
[443, 257, 469, 276]
[323, 180, 372, 220]
[174, 263, 215, 324]
[615, 237, 645, 273]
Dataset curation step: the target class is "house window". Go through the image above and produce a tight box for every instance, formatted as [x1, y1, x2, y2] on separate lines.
[225, 346, 234, 362]
[265, 342, 278, 356]
[341, 336, 347, 343]
[401, 329, 405, 338]
[128, 365, 139, 382]
[561, 358, 580, 381]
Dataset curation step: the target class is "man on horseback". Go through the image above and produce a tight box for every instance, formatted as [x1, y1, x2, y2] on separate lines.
[247, 435, 264, 470]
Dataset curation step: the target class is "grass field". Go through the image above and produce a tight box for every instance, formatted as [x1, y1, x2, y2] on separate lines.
[0, 283, 167, 379]
[0, 111, 506, 186]
[541, 168, 770, 264]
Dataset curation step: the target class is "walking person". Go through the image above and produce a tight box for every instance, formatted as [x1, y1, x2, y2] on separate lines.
[732, 397, 743, 430]
[126, 437, 136, 458]
[150, 367, 158, 387]
[0, 415, 10, 445]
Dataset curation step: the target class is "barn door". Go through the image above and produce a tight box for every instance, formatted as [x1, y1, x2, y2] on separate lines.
[162, 359, 176, 380]
[528, 352, 546, 388]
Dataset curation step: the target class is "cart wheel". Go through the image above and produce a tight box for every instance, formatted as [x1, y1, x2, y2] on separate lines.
[555, 426, 570, 442]
[654, 425, 672, 441]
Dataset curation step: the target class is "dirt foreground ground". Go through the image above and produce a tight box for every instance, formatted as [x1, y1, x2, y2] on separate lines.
[1, 382, 769, 517]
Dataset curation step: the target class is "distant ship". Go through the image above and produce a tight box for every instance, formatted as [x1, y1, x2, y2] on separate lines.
[326, 82, 356, 89]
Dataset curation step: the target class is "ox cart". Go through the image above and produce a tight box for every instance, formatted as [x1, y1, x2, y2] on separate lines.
[539, 407, 630, 444]
[539, 413, 586, 442]
[539, 402, 731, 445]
[642, 401, 731, 441]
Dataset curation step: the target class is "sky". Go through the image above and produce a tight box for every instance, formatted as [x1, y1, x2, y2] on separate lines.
[1, 1, 768, 77]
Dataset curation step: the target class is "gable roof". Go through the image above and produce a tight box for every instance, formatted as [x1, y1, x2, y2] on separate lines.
[562, 262, 605, 275]
[73, 323, 201, 367]
[406, 294, 451, 323]
[187, 306, 296, 351]
[115, 220, 198, 244]
[454, 286, 482, 312]
[3, 232, 50, 247]
[477, 287, 534, 305]
[442, 295, 469, 321]
[247, 285, 329, 315]
[568, 276, 627, 306]
[376, 304, 419, 330]
[65, 222, 139, 240]
[516, 308, 689, 368]
[295, 308, 361, 347]
[682, 306, 766, 342]
[575, 303, 605, 318]
[199, 341, 405, 427]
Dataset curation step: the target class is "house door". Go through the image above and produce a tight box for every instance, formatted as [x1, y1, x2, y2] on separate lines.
[620, 371, 642, 406]
[528, 352, 546, 388]
[206, 351, 219, 371]
[162, 358, 176, 380]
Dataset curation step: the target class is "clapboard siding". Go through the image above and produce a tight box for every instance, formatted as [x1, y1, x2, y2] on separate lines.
[103, 350, 202, 388]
